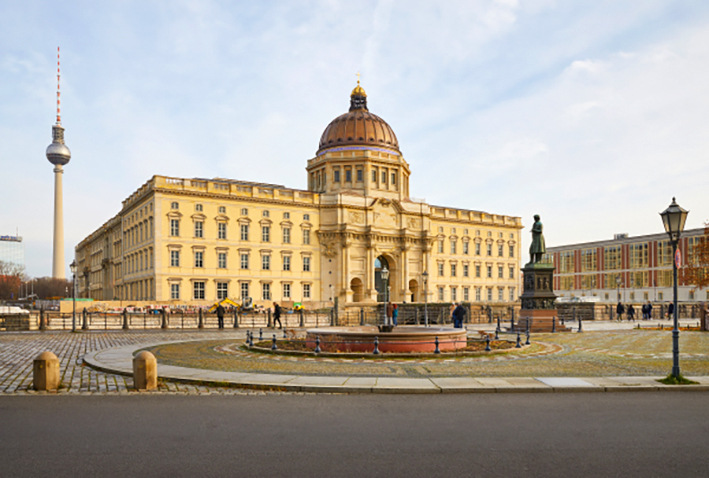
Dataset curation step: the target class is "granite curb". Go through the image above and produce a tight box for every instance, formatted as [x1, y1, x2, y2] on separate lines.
[83, 340, 709, 394]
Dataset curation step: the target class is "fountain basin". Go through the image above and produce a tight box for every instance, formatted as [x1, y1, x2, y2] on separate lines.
[305, 326, 467, 353]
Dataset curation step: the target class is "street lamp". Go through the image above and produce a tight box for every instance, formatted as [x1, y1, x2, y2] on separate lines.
[660, 197, 688, 379]
[422, 270, 429, 327]
[69, 260, 77, 332]
[381, 266, 389, 326]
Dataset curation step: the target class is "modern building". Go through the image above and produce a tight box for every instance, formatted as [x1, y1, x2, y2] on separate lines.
[546, 228, 707, 303]
[0, 235, 25, 270]
[75, 83, 523, 307]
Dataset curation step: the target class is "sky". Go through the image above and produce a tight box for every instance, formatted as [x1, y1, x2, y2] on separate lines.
[2, 0, 709, 278]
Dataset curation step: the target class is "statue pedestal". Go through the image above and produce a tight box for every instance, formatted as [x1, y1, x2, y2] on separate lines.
[515, 262, 569, 332]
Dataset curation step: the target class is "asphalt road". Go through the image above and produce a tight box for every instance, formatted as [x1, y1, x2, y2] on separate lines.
[1, 392, 707, 477]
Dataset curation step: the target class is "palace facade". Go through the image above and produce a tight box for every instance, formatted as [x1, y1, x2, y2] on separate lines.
[75, 84, 522, 307]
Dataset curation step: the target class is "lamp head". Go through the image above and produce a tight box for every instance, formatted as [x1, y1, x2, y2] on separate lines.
[660, 197, 689, 242]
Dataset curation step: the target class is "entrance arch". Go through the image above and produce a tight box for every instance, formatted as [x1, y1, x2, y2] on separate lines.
[350, 277, 364, 303]
[409, 279, 419, 303]
[374, 255, 395, 303]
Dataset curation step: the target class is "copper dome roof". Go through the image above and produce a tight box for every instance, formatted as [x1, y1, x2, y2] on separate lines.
[317, 83, 400, 155]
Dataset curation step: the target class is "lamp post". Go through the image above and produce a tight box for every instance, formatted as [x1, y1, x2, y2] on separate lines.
[422, 270, 429, 327]
[660, 198, 688, 379]
[69, 260, 77, 332]
[380, 266, 389, 326]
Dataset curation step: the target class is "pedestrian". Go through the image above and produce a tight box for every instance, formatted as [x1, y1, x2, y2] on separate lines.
[647, 302, 653, 320]
[627, 304, 635, 322]
[273, 302, 282, 329]
[449, 303, 456, 325]
[667, 302, 674, 320]
[452, 303, 466, 329]
[386, 302, 394, 326]
[392, 304, 399, 326]
[216, 303, 225, 329]
[616, 301, 625, 321]
[641, 302, 648, 320]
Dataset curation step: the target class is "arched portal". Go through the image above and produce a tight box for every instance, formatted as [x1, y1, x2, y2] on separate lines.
[374, 256, 394, 303]
[409, 279, 419, 303]
[350, 277, 364, 303]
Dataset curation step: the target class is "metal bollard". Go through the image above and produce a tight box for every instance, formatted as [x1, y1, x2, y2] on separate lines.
[82, 309, 88, 330]
[494, 328, 499, 340]
[360, 309, 364, 326]
[233, 310, 239, 328]
[525, 330, 530, 345]
[434, 336, 441, 354]
[373, 336, 380, 355]
[259, 328, 263, 341]
[161, 308, 168, 329]
[198, 309, 204, 329]
[249, 331, 254, 346]
[267, 309, 272, 328]
[245, 330, 251, 345]
[271, 334, 277, 351]
[496, 314, 501, 334]
[510, 316, 515, 332]
[299, 308, 304, 328]
[485, 335, 491, 352]
[315, 336, 321, 354]
[552, 316, 556, 333]
[578, 317, 583, 333]
[516, 332, 521, 348]
[283, 328, 287, 339]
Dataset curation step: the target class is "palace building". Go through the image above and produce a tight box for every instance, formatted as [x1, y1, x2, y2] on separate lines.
[75, 83, 522, 307]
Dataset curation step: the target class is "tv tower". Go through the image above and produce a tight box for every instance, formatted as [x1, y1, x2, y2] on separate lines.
[46, 47, 71, 279]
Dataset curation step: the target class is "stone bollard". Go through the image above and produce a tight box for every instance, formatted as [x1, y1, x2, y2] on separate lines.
[122, 309, 129, 330]
[233, 309, 239, 328]
[39, 308, 46, 331]
[161, 308, 168, 329]
[82, 308, 89, 330]
[198, 309, 204, 329]
[133, 351, 157, 391]
[33, 351, 60, 391]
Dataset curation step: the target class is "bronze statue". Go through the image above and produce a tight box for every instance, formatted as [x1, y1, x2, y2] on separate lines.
[529, 214, 546, 263]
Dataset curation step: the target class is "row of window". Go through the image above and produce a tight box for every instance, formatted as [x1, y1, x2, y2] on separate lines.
[310, 165, 400, 191]
[169, 220, 311, 244]
[169, 249, 312, 272]
[171, 202, 310, 221]
[437, 286, 517, 303]
[437, 240, 515, 258]
[436, 263, 515, 280]
[172, 281, 312, 301]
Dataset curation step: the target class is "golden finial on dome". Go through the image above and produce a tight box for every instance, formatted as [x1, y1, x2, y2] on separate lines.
[351, 72, 367, 97]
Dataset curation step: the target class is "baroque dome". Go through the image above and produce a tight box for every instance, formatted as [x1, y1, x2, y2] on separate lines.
[317, 82, 400, 155]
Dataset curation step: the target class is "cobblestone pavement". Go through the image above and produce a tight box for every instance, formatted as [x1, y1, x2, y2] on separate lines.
[2, 320, 707, 395]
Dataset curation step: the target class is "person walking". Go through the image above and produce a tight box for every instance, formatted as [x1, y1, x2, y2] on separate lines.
[216, 303, 225, 329]
[386, 302, 394, 326]
[616, 301, 625, 321]
[647, 302, 653, 320]
[667, 302, 675, 320]
[273, 302, 282, 329]
[627, 304, 636, 322]
[452, 303, 466, 329]
[392, 304, 399, 326]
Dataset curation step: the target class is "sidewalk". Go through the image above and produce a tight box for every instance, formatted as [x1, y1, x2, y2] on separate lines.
[2, 320, 708, 395]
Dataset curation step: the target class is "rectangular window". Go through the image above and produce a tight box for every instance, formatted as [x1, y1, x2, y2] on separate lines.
[170, 250, 180, 267]
[463, 287, 469, 301]
[509, 245, 515, 258]
[262, 255, 271, 270]
[438, 240, 444, 253]
[475, 288, 481, 302]
[194, 221, 203, 238]
[283, 212, 290, 219]
[170, 283, 180, 300]
[303, 214, 310, 221]
[451, 287, 457, 302]
[283, 283, 291, 299]
[262, 226, 270, 242]
[559, 252, 575, 273]
[170, 219, 180, 237]
[463, 242, 469, 255]
[218, 223, 227, 239]
[451, 264, 457, 277]
[475, 265, 481, 278]
[509, 266, 514, 279]
[509, 287, 516, 301]
[487, 288, 493, 301]
[498, 266, 503, 278]
[241, 208, 248, 216]
[334, 168, 341, 183]
[240, 253, 249, 269]
[450, 240, 457, 254]
[438, 263, 444, 276]
[193, 281, 205, 300]
[581, 248, 598, 272]
[217, 282, 228, 300]
[372, 170, 377, 182]
[497, 244, 503, 257]
[391, 172, 397, 185]
[303, 283, 311, 299]
[262, 283, 271, 300]
[240, 224, 249, 241]
[218, 252, 227, 269]
[303, 256, 311, 272]
[381, 171, 387, 183]
[487, 244, 492, 256]
[345, 169, 352, 182]
[463, 264, 469, 277]
[629, 243, 649, 269]
[283, 256, 291, 271]
[356, 168, 363, 182]
[438, 287, 444, 301]
[194, 251, 203, 268]
[303, 229, 310, 245]
[487, 266, 492, 278]
[283, 227, 291, 244]
[475, 243, 481, 255]
[604, 246, 621, 270]
[241, 282, 249, 301]
[498, 288, 504, 301]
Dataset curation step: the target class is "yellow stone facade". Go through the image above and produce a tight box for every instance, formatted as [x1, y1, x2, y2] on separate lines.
[75, 85, 522, 307]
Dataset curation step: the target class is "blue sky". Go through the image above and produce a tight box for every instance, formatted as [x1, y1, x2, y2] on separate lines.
[2, 0, 709, 278]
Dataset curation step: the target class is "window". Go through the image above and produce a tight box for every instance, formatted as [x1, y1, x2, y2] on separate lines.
[356, 168, 363, 182]
[194, 251, 204, 268]
[463, 287, 470, 301]
[463, 242, 469, 255]
[334, 168, 341, 183]
[262, 226, 270, 242]
[498, 266, 503, 278]
[509, 245, 515, 258]
[194, 221, 203, 238]
[475, 243, 481, 255]
[283, 255, 291, 271]
[438, 287, 444, 301]
[463, 264, 469, 277]
[498, 244, 504, 257]
[303, 256, 311, 272]
[283, 227, 291, 244]
[604, 246, 621, 270]
[303, 214, 310, 221]
[498, 288, 504, 301]
[487, 266, 492, 278]
[438, 263, 444, 276]
[559, 252, 575, 273]
[438, 240, 444, 253]
[450, 239, 457, 254]
[195, 204, 203, 212]
[216, 223, 226, 239]
[240, 253, 249, 269]
[283, 212, 290, 219]
[170, 219, 180, 237]
[171, 202, 179, 210]
[487, 244, 492, 256]
[509, 266, 514, 279]
[391, 172, 397, 185]
[629, 243, 649, 269]
[217, 282, 228, 300]
[451, 264, 457, 277]
[581, 248, 598, 272]
[170, 250, 180, 267]
[509, 288, 516, 301]
[241, 208, 248, 216]
[262, 254, 271, 270]
[219, 206, 226, 214]
[218, 252, 227, 269]
[372, 170, 377, 182]
[487, 288, 493, 301]
[283, 283, 291, 299]
[451, 287, 457, 302]
[303, 229, 310, 245]
[193, 281, 205, 300]
[170, 283, 180, 299]
[240, 282, 249, 301]
[262, 283, 271, 300]
[240, 224, 249, 241]
[262, 210, 270, 218]
[381, 171, 386, 183]
[475, 287, 481, 301]
[303, 283, 311, 299]
[475, 265, 481, 278]
[345, 169, 352, 182]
